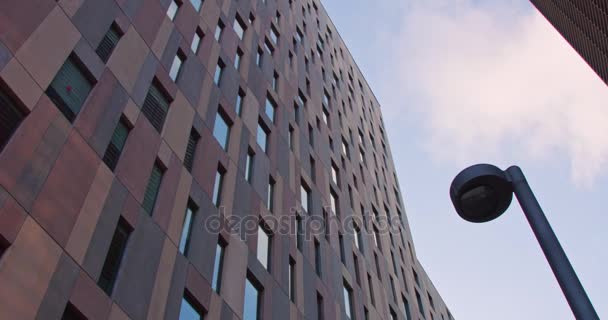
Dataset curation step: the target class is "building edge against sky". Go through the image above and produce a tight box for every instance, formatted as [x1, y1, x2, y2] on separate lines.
[529, 0, 608, 85]
[0, 0, 452, 320]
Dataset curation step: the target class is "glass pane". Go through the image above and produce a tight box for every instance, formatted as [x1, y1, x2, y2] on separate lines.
[265, 98, 275, 122]
[169, 55, 183, 81]
[234, 19, 245, 40]
[179, 207, 194, 254]
[189, 0, 201, 11]
[257, 225, 269, 269]
[213, 113, 230, 150]
[179, 296, 201, 320]
[212, 244, 224, 292]
[343, 286, 351, 318]
[214, 64, 223, 85]
[212, 171, 223, 206]
[300, 185, 308, 212]
[256, 125, 267, 153]
[167, 1, 179, 20]
[191, 33, 201, 53]
[244, 278, 260, 320]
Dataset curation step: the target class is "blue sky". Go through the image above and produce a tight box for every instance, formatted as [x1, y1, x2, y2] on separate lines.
[323, 0, 608, 319]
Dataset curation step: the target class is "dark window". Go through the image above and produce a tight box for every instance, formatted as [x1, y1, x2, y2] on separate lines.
[179, 292, 204, 320]
[403, 296, 412, 320]
[212, 240, 226, 293]
[143, 162, 164, 215]
[98, 217, 132, 295]
[416, 290, 426, 316]
[179, 202, 197, 255]
[0, 236, 9, 260]
[141, 82, 170, 132]
[289, 258, 296, 303]
[338, 233, 345, 263]
[368, 273, 375, 306]
[296, 215, 303, 251]
[62, 303, 86, 320]
[314, 238, 322, 276]
[102, 117, 130, 171]
[317, 292, 324, 320]
[353, 253, 361, 285]
[428, 292, 435, 310]
[46, 55, 93, 122]
[184, 129, 200, 172]
[96, 23, 122, 63]
[0, 87, 25, 152]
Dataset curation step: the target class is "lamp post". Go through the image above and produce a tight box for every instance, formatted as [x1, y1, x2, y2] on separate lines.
[449, 164, 599, 320]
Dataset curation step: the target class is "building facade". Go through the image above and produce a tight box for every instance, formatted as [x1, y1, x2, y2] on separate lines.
[530, 0, 608, 84]
[0, 0, 452, 320]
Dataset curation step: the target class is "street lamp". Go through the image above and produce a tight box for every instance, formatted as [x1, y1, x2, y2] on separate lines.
[450, 164, 599, 320]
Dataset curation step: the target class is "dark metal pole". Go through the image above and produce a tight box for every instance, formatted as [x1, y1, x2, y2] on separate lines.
[505, 166, 599, 320]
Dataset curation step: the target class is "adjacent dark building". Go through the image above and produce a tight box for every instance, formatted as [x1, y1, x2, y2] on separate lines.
[530, 0, 608, 84]
[0, 0, 452, 320]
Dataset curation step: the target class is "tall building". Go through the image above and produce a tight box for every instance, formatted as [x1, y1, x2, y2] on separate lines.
[530, 0, 608, 84]
[0, 0, 452, 320]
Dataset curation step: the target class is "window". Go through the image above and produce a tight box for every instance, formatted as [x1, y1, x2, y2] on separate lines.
[353, 253, 361, 285]
[267, 177, 275, 211]
[0, 236, 8, 260]
[309, 156, 316, 183]
[264, 38, 274, 56]
[234, 16, 247, 40]
[256, 121, 269, 153]
[235, 48, 243, 70]
[167, 0, 180, 20]
[270, 24, 279, 45]
[322, 91, 330, 108]
[244, 275, 262, 320]
[184, 129, 200, 172]
[0, 88, 25, 153]
[317, 292, 324, 320]
[215, 20, 224, 41]
[213, 109, 231, 150]
[401, 296, 413, 320]
[212, 166, 225, 207]
[169, 50, 186, 81]
[413, 268, 421, 287]
[191, 28, 203, 53]
[212, 241, 226, 293]
[296, 215, 303, 250]
[214, 59, 225, 86]
[46, 55, 93, 122]
[322, 108, 329, 126]
[289, 258, 296, 303]
[256, 47, 263, 67]
[368, 273, 376, 306]
[343, 281, 354, 319]
[354, 226, 364, 253]
[342, 139, 350, 159]
[314, 238, 321, 276]
[330, 190, 338, 215]
[272, 72, 279, 92]
[143, 162, 164, 215]
[288, 126, 294, 151]
[428, 292, 435, 310]
[62, 303, 86, 320]
[141, 81, 170, 132]
[374, 252, 382, 280]
[179, 293, 203, 320]
[96, 23, 122, 63]
[98, 217, 132, 295]
[245, 149, 254, 183]
[300, 182, 310, 212]
[373, 226, 381, 249]
[416, 290, 425, 317]
[102, 118, 130, 171]
[265, 95, 276, 123]
[179, 202, 196, 255]
[257, 224, 271, 271]
[308, 125, 314, 146]
[236, 88, 245, 116]
[338, 233, 345, 263]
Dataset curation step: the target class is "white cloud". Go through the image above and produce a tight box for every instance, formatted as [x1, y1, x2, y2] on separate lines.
[386, 0, 608, 186]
